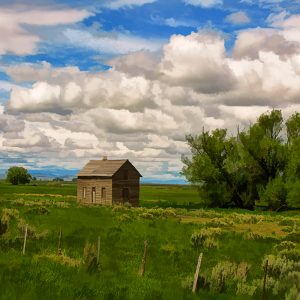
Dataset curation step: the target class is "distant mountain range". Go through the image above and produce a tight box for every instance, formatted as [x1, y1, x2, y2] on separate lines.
[0, 168, 187, 184]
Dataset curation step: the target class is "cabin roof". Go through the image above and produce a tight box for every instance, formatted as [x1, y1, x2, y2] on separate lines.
[77, 159, 142, 177]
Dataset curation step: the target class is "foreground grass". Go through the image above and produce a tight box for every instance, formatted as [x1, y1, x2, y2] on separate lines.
[0, 182, 299, 299]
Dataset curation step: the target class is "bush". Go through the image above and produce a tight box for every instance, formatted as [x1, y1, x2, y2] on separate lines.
[83, 242, 100, 273]
[261, 252, 300, 298]
[243, 231, 266, 240]
[274, 241, 296, 252]
[190, 228, 222, 248]
[210, 261, 251, 294]
[207, 218, 233, 228]
[203, 237, 219, 249]
[259, 177, 287, 210]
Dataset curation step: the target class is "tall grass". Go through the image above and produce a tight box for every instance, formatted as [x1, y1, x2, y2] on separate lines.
[0, 182, 299, 299]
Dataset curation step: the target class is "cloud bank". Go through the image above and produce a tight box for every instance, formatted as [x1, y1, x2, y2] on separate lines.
[1, 12, 300, 181]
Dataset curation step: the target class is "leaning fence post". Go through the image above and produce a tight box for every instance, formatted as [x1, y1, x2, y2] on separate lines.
[57, 227, 62, 255]
[22, 224, 28, 255]
[192, 252, 203, 293]
[262, 259, 268, 300]
[97, 236, 101, 264]
[139, 240, 148, 276]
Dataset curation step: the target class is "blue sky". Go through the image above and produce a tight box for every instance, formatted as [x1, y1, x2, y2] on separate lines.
[0, 0, 300, 183]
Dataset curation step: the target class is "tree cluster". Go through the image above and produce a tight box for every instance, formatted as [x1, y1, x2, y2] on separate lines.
[6, 166, 32, 185]
[182, 110, 300, 210]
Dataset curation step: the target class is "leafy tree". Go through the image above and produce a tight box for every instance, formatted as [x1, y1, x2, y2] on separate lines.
[182, 110, 300, 210]
[182, 129, 254, 208]
[6, 167, 32, 185]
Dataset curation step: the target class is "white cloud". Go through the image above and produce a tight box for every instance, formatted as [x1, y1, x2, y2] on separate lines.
[104, 0, 157, 9]
[274, 14, 300, 28]
[0, 81, 19, 92]
[63, 28, 164, 54]
[233, 28, 300, 59]
[225, 11, 251, 24]
[159, 31, 236, 93]
[164, 18, 199, 28]
[2, 20, 300, 180]
[0, 7, 91, 55]
[184, 0, 223, 8]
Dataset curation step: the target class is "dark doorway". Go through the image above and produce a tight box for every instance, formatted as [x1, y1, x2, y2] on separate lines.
[122, 188, 130, 202]
[101, 187, 106, 201]
[92, 187, 96, 203]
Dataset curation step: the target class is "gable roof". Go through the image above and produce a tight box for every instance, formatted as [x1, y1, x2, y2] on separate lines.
[77, 159, 142, 177]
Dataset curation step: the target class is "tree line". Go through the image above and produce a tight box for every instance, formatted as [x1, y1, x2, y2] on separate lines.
[182, 110, 300, 210]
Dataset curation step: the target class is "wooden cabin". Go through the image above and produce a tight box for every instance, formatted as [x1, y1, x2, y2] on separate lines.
[77, 157, 142, 206]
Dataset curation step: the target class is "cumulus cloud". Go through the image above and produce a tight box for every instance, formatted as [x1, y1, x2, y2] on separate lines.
[0, 7, 91, 55]
[2, 19, 300, 180]
[273, 14, 300, 28]
[63, 28, 164, 55]
[184, 0, 223, 8]
[233, 28, 300, 59]
[159, 31, 236, 93]
[225, 11, 251, 24]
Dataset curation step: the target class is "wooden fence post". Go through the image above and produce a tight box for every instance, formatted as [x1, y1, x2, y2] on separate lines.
[57, 227, 62, 255]
[22, 224, 28, 255]
[262, 259, 268, 300]
[97, 236, 100, 264]
[192, 252, 203, 293]
[139, 240, 148, 276]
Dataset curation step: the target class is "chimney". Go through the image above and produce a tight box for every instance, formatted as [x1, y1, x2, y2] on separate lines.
[102, 156, 108, 161]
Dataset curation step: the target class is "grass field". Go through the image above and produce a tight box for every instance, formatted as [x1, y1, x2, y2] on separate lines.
[0, 181, 299, 300]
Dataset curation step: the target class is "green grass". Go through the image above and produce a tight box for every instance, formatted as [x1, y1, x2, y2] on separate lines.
[0, 181, 299, 300]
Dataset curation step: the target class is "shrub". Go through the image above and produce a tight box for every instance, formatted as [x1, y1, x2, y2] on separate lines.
[203, 237, 219, 249]
[117, 213, 134, 222]
[210, 261, 237, 293]
[190, 228, 222, 248]
[140, 212, 154, 219]
[207, 218, 233, 228]
[259, 177, 287, 210]
[243, 231, 265, 240]
[261, 252, 300, 298]
[236, 281, 259, 297]
[274, 241, 296, 252]
[83, 242, 100, 273]
[210, 261, 251, 294]
[279, 250, 300, 262]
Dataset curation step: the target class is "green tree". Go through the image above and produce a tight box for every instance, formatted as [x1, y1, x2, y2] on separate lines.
[182, 129, 254, 208]
[182, 110, 300, 210]
[6, 166, 32, 185]
[285, 112, 300, 208]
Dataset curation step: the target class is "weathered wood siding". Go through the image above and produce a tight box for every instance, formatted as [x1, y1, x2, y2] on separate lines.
[112, 161, 140, 206]
[77, 177, 113, 205]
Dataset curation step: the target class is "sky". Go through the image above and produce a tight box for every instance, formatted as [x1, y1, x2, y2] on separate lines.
[0, 0, 300, 183]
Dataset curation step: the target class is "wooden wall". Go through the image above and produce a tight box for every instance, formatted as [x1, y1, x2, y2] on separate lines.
[112, 161, 140, 206]
[77, 161, 141, 206]
[77, 178, 112, 205]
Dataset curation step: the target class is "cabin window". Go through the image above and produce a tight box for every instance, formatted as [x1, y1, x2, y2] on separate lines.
[122, 188, 130, 202]
[92, 187, 96, 203]
[124, 170, 128, 180]
[83, 187, 86, 199]
[101, 187, 106, 200]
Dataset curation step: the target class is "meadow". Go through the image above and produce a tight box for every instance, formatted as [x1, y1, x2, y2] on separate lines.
[0, 181, 299, 300]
